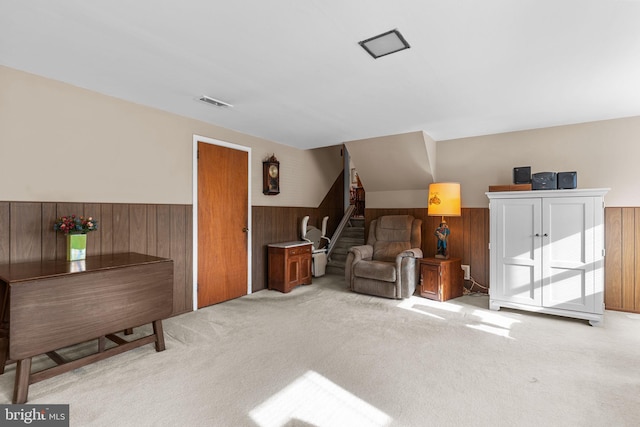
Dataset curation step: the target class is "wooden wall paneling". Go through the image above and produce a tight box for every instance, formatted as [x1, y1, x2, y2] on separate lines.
[11, 202, 42, 263]
[170, 205, 188, 314]
[462, 208, 472, 269]
[251, 206, 267, 291]
[112, 204, 130, 254]
[622, 208, 636, 310]
[317, 170, 345, 237]
[365, 207, 490, 292]
[605, 208, 623, 310]
[129, 204, 148, 254]
[0, 202, 9, 264]
[146, 205, 158, 256]
[446, 215, 464, 260]
[468, 209, 489, 291]
[2, 200, 193, 318]
[100, 204, 114, 255]
[156, 205, 172, 258]
[185, 205, 193, 311]
[84, 203, 101, 258]
[41, 203, 57, 261]
[424, 215, 440, 258]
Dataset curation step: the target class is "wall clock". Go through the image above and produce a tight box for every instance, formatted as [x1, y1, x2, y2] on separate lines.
[263, 154, 280, 195]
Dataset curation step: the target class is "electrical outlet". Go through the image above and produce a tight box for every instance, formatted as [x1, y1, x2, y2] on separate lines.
[461, 265, 470, 280]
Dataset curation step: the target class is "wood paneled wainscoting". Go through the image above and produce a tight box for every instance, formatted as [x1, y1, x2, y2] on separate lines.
[252, 206, 343, 291]
[0, 201, 192, 316]
[365, 207, 640, 314]
[252, 171, 344, 291]
[605, 207, 640, 313]
[365, 208, 490, 292]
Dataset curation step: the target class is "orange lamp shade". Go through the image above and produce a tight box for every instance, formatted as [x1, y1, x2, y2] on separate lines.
[428, 182, 461, 217]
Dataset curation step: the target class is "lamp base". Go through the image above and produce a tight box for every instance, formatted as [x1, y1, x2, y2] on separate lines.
[434, 220, 450, 260]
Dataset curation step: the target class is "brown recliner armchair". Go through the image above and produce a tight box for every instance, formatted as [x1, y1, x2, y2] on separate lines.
[345, 215, 423, 299]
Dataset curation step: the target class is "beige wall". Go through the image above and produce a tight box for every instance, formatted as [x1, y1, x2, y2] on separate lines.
[437, 116, 640, 207]
[344, 131, 436, 208]
[0, 66, 342, 206]
[4, 65, 638, 210]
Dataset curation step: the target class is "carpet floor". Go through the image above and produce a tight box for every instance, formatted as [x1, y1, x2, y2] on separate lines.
[1, 273, 639, 426]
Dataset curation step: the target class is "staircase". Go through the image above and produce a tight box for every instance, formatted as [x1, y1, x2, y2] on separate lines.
[326, 218, 365, 275]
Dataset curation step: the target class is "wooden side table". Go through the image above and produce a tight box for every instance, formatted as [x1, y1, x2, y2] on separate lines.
[418, 257, 464, 301]
[268, 241, 312, 293]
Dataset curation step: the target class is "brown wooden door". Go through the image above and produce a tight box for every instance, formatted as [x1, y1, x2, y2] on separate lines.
[197, 141, 249, 308]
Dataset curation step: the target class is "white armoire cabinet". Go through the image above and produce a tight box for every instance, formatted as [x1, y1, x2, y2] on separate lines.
[486, 188, 608, 326]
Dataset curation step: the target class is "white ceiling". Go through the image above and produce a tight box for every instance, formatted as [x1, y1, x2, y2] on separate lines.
[2, 1, 640, 150]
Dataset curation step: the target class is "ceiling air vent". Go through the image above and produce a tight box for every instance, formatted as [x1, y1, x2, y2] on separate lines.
[359, 29, 410, 59]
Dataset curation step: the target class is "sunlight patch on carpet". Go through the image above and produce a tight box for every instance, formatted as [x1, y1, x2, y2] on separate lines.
[249, 370, 392, 427]
[465, 309, 521, 339]
[395, 295, 462, 319]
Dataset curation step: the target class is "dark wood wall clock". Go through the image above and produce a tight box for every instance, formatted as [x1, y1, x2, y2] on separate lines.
[262, 154, 280, 195]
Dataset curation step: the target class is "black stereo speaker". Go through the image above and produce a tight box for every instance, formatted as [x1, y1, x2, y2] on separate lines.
[532, 172, 557, 190]
[513, 166, 531, 184]
[557, 171, 577, 189]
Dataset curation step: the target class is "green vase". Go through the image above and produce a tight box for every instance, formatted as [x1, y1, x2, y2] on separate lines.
[67, 234, 87, 261]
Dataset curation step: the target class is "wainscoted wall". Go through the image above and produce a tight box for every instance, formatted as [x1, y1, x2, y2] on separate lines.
[366, 207, 640, 313]
[0, 201, 193, 316]
[4, 197, 637, 314]
[251, 171, 345, 291]
[605, 207, 640, 313]
[365, 208, 490, 291]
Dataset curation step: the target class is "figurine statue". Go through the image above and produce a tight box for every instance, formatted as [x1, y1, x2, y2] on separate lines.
[434, 221, 450, 259]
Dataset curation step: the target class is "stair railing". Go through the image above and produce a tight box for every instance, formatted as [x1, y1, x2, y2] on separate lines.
[327, 204, 356, 259]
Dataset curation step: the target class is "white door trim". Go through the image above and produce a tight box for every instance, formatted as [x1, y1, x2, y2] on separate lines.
[192, 134, 252, 311]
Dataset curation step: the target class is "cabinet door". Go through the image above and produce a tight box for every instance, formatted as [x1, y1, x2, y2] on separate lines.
[492, 198, 542, 306]
[298, 254, 311, 285]
[286, 256, 300, 288]
[420, 263, 441, 300]
[543, 197, 596, 312]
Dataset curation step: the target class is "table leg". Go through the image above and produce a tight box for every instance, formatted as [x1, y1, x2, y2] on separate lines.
[13, 358, 32, 404]
[152, 320, 165, 352]
[98, 336, 106, 352]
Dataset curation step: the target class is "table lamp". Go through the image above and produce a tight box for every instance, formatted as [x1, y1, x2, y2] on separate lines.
[428, 182, 461, 259]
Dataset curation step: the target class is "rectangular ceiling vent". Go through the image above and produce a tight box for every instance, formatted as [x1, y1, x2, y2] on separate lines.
[359, 29, 410, 59]
[199, 95, 233, 108]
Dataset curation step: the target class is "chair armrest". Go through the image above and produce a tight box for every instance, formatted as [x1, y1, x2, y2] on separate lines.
[319, 236, 331, 249]
[394, 248, 423, 298]
[396, 248, 423, 261]
[348, 245, 373, 261]
[345, 245, 373, 291]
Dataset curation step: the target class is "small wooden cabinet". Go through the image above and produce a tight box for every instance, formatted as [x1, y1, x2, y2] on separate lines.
[419, 257, 464, 301]
[268, 241, 312, 293]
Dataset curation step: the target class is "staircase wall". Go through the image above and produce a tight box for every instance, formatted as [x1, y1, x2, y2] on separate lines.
[252, 171, 344, 291]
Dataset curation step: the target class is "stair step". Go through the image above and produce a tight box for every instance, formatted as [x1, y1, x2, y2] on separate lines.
[349, 218, 365, 227]
[325, 219, 365, 276]
[326, 265, 345, 276]
[342, 227, 364, 236]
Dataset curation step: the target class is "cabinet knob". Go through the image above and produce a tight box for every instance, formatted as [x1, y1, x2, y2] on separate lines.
[242, 227, 249, 232]
[535, 233, 540, 237]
